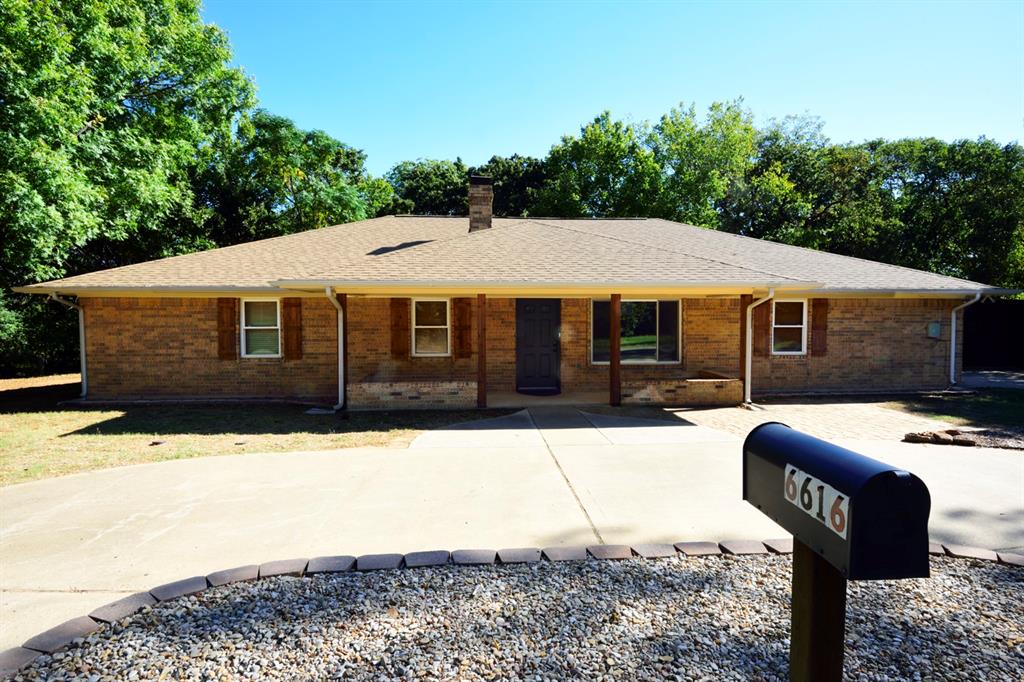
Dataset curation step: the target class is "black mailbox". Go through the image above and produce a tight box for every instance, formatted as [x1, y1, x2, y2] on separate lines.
[743, 422, 930, 580]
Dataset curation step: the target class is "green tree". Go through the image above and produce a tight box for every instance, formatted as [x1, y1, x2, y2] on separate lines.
[720, 120, 1024, 288]
[469, 154, 547, 216]
[1, 0, 254, 374]
[358, 176, 414, 217]
[871, 137, 1024, 287]
[718, 116, 895, 258]
[198, 111, 367, 245]
[649, 100, 757, 226]
[531, 112, 660, 217]
[386, 158, 469, 215]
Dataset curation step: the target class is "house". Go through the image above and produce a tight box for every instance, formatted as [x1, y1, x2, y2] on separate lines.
[15, 176, 1011, 410]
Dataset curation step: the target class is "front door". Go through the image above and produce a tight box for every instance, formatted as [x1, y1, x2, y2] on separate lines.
[516, 299, 561, 395]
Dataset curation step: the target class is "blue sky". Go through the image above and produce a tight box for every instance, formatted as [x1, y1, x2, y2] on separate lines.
[202, 0, 1023, 176]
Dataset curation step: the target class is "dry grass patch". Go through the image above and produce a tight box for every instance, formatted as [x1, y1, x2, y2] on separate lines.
[0, 375, 510, 486]
[884, 388, 1024, 450]
[884, 389, 1024, 430]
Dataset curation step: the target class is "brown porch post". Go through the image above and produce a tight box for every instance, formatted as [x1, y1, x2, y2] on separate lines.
[477, 294, 487, 408]
[739, 294, 752, 382]
[610, 293, 621, 406]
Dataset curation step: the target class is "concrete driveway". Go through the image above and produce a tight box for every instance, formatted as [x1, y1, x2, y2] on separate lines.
[2, 404, 1022, 649]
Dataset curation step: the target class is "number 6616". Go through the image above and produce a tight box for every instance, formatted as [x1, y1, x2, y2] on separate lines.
[785, 466, 848, 539]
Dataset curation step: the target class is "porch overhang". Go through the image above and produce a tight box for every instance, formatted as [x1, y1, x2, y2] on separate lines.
[273, 279, 823, 298]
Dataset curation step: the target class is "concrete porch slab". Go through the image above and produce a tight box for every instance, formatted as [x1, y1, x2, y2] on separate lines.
[578, 411, 741, 445]
[487, 391, 606, 408]
[526, 406, 611, 446]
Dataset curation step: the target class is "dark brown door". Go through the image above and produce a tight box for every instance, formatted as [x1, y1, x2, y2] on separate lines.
[516, 299, 560, 395]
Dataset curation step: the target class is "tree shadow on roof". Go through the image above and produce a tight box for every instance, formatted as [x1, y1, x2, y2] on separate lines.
[366, 239, 432, 256]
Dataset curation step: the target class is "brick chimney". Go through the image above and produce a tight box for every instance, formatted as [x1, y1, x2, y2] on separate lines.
[468, 175, 493, 232]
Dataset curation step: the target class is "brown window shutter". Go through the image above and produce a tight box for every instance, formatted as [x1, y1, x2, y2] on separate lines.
[390, 298, 411, 359]
[452, 297, 473, 359]
[217, 298, 237, 360]
[282, 298, 303, 360]
[810, 298, 829, 356]
[753, 301, 771, 357]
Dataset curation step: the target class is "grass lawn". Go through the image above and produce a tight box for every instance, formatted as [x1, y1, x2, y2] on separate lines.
[885, 388, 1024, 430]
[0, 374, 511, 487]
[622, 335, 657, 347]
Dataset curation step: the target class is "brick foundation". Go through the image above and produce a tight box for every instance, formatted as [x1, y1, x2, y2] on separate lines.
[347, 381, 477, 409]
[623, 377, 743, 406]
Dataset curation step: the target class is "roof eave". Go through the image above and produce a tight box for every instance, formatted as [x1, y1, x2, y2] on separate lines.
[12, 285, 314, 297]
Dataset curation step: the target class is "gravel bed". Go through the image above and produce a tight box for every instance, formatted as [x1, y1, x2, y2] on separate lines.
[968, 427, 1024, 451]
[9, 555, 1022, 681]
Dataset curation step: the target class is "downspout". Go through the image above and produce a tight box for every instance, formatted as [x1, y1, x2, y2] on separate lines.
[744, 288, 775, 404]
[325, 287, 345, 409]
[949, 293, 981, 385]
[49, 293, 87, 398]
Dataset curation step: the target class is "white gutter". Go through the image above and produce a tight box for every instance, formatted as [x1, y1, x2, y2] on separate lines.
[744, 288, 775, 404]
[49, 293, 87, 398]
[949, 293, 981, 385]
[325, 287, 345, 410]
[776, 287, 1019, 297]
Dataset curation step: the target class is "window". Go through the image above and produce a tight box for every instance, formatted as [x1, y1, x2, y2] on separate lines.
[592, 299, 680, 363]
[242, 300, 280, 357]
[772, 300, 806, 354]
[413, 298, 450, 356]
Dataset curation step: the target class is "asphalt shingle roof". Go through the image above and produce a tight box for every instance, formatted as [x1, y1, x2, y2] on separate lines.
[17, 216, 998, 294]
[285, 219, 803, 286]
[561, 218, 990, 292]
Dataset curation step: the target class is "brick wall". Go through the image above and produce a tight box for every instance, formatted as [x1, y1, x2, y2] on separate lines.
[347, 297, 477, 383]
[683, 298, 741, 376]
[752, 298, 960, 393]
[343, 296, 523, 403]
[81, 295, 961, 405]
[561, 298, 739, 393]
[84, 297, 337, 401]
[348, 297, 718, 402]
[485, 298, 516, 392]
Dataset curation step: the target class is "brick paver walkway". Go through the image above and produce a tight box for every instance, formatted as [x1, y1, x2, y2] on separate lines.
[677, 400, 955, 441]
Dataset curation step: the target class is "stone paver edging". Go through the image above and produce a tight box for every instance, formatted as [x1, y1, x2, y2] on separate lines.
[1, 539, 1020, 678]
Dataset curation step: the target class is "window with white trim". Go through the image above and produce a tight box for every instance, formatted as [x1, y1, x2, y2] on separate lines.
[591, 299, 680, 363]
[242, 300, 281, 357]
[412, 298, 450, 356]
[772, 299, 806, 354]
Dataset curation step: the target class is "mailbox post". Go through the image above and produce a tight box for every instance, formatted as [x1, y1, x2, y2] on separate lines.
[743, 422, 931, 682]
